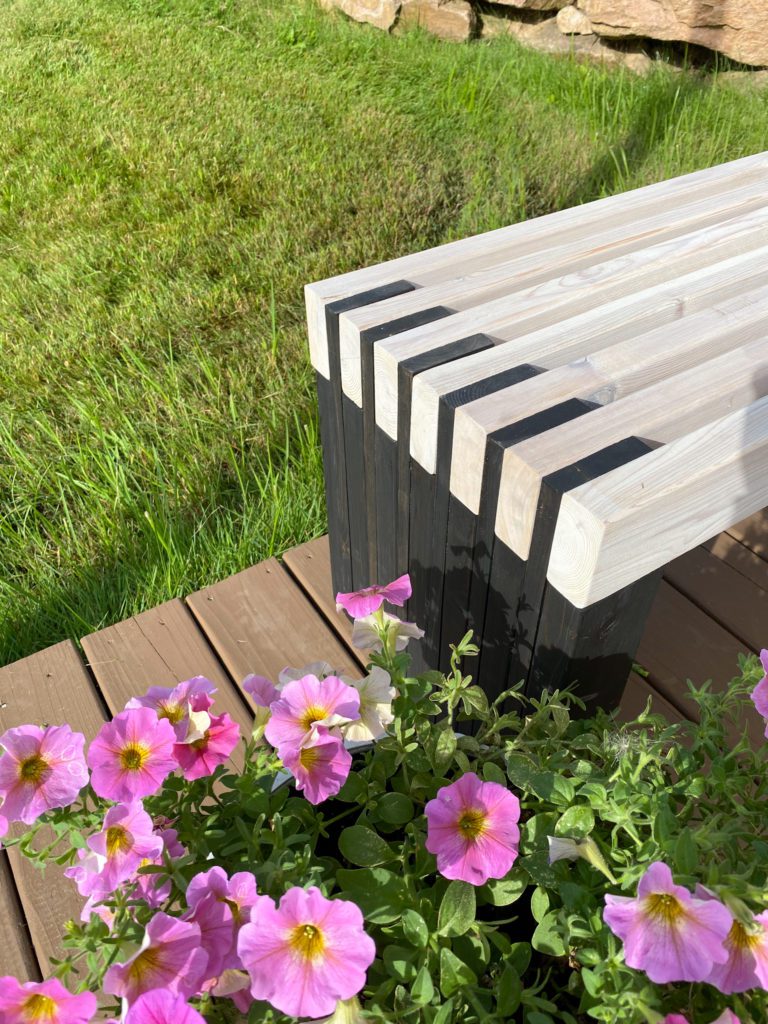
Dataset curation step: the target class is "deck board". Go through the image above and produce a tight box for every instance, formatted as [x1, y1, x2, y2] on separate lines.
[727, 509, 768, 563]
[0, 640, 106, 977]
[0, 853, 40, 979]
[186, 558, 359, 684]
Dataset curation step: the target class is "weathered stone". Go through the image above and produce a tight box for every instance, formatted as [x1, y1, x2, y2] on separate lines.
[397, 0, 476, 41]
[492, 0, 568, 10]
[576, 0, 768, 68]
[318, 0, 401, 30]
[556, 5, 593, 35]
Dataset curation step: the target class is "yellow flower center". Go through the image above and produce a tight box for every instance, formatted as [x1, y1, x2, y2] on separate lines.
[106, 824, 134, 857]
[21, 995, 58, 1022]
[457, 808, 488, 841]
[120, 742, 150, 772]
[18, 754, 50, 785]
[126, 947, 162, 982]
[299, 746, 321, 771]
[728, 920, 763, 950]
[289, 923, 325, 961]
[157, 701, 185, 725]
[299, 705, 328, 731]
[644, 893, 684, 923]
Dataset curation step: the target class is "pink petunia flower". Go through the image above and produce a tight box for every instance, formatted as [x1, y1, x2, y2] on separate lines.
[706, 909, 768, 993]
[750, 649, 768, 728]
[242, 675, 280, 743]
[278, 662, 340, 685]
[603, 861, 732, 983]
[134, 827, 186, 909]
[124, 990, 205, 1024]
[173, 712, 240, 781]
[425, 772, 521, 886]
[342, 667, 396, 743]
[104, 912, 208, 1003]
[0, 811, 7, 844]
[335, 574, 411, 618]
[281, 732, 352, 805]
[664, 1015, 741, 1024]
[84, 802, 164, 896]
[0, 978, 97, 1024]
[125, 678, 218, 741]
[0, 725, 88, 826]
[663, 1017, 690, 1024]
[87, 708, 177, 803]
[350, 613, 424, 653]
[265, 675, 359, 757]
[183, 867, 257, 980]
[237, 886, 375, 1018]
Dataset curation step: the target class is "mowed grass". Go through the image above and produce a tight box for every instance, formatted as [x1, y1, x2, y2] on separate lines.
[2, 0, 768, 666]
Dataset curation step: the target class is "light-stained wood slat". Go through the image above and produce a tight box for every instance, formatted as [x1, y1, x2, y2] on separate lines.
[495, 333, 768, 558]
[0, 640, 106, 979]
[340, 189, 768, 405]
[0, 853, 40, 979]
[81, 600, 253, 736]
[665, 545, 767, 656]
[186, 559, 360, 685]
[706, 531, 768, 595]
[307, 152, 768, 376]
[727, 509, 768, 561]
[405, 244, 768, 468]
[282, 537, 364, 663]
[548, 396, 768, 608]
[636, 582, 761, 743]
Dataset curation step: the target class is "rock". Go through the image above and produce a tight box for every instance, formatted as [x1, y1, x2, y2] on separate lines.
[576, 0, 768, 68]
[556, 5, 593, 35]
[491, 0, 568, 9]
[719, 69, 768, 91]
[318, 0, 401, 30]
[397, 0, 477, 41]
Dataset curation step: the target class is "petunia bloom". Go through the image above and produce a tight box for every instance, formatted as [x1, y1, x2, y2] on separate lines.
[664, 1015, 741, 1024]
[125, 677, 217, 741]
[278, 662, 339, 685]
[185, 866, 258, 977]
[750, 649, 768, 730]
[335, 574, 411, 618]
[265, 675, 359, 757]
[242, 674, 280, 742]
[281, 732, 352, 805]
[351, 613, 424, 653]
[0, 725, 89, 825]
[134, 827, 186, 909]
[425, 772, 521, 886]
[0, 977, 97, 1024]
[603, 861, 732, 983]
[84, 801, 163, 896]
[104, 912, 208, 1003]
[547, 835, 616, 883]
[173, 711, 240, 781]
[342, 667, 396, 743]
[705, 907, 768, 993]
[87, 708, 177, 803]
[315, 997, 365, 1024]
[123, 990, 205, 1024]
[237, 886, 375, 1018]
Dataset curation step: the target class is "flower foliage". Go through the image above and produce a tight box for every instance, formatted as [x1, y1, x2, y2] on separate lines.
[0, 579, 767, 1024]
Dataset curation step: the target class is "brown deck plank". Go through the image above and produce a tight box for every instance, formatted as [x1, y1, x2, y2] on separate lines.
[706, 532, 768, 601]
[186, 559, 360, 685]
[615, 672, 685, 725]
[0, 640, 107, 979]
[727, 509, 768, 562]
[0, 854, 40, 979]
[665, 544, 767, 655]
[637, 582, 761, 743]
[81, 600, 254, 751]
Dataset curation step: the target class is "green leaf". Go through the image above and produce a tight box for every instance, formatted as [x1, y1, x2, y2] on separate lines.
[482, 761, 507, 786]
[507, 941, 532, 976]
[496, 964, 522, 1015]
[401, 908, 429, 948]
[433, 726, 457, 773]
[433, 998, 454, 1024]
[520, 849, 560, 888]
[481, 870, 528, 906]
[335, 771, 367, 803]
[438, 880, 476, 937]
[337, 867, 409, 924]
[530, 886, 549, 923]
[555, 805, 595, 839]
[411, 965, 434, 1005]
[377, 792, 415, 825]
[383, 944, 417, 983]
[532, 911, 567, 957]
[338, 825, 396, 867]
[674, 830, 697, 874]
[439, 947, 477, 997]
[461, 686, 488, 714]
[506, 756, 575, 805]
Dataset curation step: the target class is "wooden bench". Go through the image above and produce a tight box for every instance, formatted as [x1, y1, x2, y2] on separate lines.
[305, 151, 768, 713]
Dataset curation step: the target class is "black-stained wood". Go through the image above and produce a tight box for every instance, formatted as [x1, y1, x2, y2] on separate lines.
[0, 640, 107, 979]
[186, 560, 359, 686]
[324, 281, 417, 593]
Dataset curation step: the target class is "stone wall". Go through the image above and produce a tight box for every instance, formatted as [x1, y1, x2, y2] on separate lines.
[317, 0, 768, 71]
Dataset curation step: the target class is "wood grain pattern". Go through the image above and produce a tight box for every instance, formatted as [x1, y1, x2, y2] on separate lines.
[497, 333, 768, 558]
[0, 640, 106, 978]
[451, 287, 768, 516]
[548, 396, 768, 608]
[186, 559, 359, 685]
[306, 152, 768, 376]
[0, 852, 40, 979]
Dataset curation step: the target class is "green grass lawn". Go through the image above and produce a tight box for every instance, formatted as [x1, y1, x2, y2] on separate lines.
[1, 0, 767, 667]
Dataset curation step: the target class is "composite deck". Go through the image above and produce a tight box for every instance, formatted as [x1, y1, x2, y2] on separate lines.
[1, 519, 766, 980]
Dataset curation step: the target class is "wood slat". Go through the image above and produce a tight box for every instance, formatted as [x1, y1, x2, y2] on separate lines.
[727, 509, 768, 561]
[0, 640, 107, 978]
[615, 672, 686, 725]
[706, 530, 768, 595]
[186, 559, 360, 685]
[636, 582, 761, 743]
[665, 544, 767, 656]
[81, 600, 253, 736]
[0, 853, 40, 980]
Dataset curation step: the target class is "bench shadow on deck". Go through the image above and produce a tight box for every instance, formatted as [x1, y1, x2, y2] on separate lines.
[1, 517, 766, 980]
